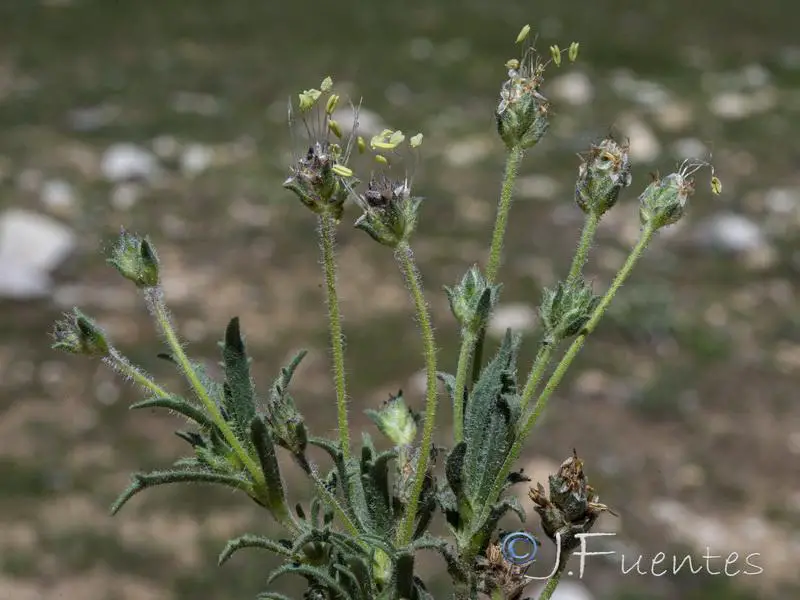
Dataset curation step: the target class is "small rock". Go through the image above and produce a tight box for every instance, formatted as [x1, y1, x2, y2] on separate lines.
[527, 582, 595, 600]
[444, 135, 494, 167]
[616, 115, 661, 163]
[180, 143, 214, 177]
[110, 183, 142, 211]
[68, 104, 121, 132]
[40, 179, 76, 213]
[517, 174, 560, 200]
[152, 135, 181, 160]
[548, 72, 594, 106]
[764, 187, 799, 215]
[333, 107, 386, 137]
[101, 143, 159, 183]
[671, 138, 708, 161]
[694, 212, 767, 253]
[488, 304, 537, 337]
[0, 209, 76, 298]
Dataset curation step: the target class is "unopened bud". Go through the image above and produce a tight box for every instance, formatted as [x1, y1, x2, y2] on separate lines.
[444, 265, 501, 334]
[107, 229, 160, 288]
[52, 308, 110, 357]
[568, 42, 580, 63]
[550, 45, 562, 66]
[539, 278, 599, 344]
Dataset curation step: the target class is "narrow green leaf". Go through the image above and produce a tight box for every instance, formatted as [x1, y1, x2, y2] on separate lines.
[218, 534, 295, 565]
[266, 563, 354, 600]
[250, 416, 287, 512]
[130, 395, 214, 429]
[111, 469, 251, 514]
[221, 317, 256, 439]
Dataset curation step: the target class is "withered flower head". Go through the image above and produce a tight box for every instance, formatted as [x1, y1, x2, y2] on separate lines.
[496, 28, 550, 150]
[529, 450, 615, 554]
[575, 137, 632, 217]
[283, 76, 359, 221]
[638, 158, 718, 230]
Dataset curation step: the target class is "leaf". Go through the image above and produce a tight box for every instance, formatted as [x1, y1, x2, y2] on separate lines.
[218, 534, 295, 565]
[250, 416, 287, 514]
[221, 317, 257, 440]
[129, 395, 214, 429]
[111, 469, 252, 515]
[462, 330, 522, 506]
[410, 535, 467, 582]
[266, 563, 354, 600]
[392, 551, 415, 600]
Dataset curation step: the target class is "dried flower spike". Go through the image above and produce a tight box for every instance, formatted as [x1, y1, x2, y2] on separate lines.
[575, 137, 632, 217]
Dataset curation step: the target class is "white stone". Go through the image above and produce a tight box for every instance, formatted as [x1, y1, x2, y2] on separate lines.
[764, 188, 799, 215]
[0, 209, 76, 298]
[617, 115, 661, 163]
[110, 184, 142, 211]
[488, 304, 537, 337]
[180, 143, 214, 177]
[671, 138, 708, 161]
[100, 143, 159, 182]
[40, 179, 76, 212]
[695, 213, 767, 253]
[518, 174, 560, 200]
[527, 581, 595, 600]
[548, 72, 594, 106]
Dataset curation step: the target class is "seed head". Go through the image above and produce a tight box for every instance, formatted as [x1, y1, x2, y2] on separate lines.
[283, 76, 359, 221]
[529, 450, 615, 554]
[496, 29, 550, 150]
[575, 138, 632, 217]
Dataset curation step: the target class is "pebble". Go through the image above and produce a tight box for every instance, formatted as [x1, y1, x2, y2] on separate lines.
[548, 72, 594, 106]
[527, 582, 595, 600]
[180, 143, 214, 177]
[616, 114, 661, 163]
[0, 209, 76, 298]
[40, 179, 76, 213]
[694, 212, 767, 253]
[488, 303, 537, 337]
[100, 143, 159, 183]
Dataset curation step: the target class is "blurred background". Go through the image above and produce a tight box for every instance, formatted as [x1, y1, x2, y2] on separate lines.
[1, 0, 798, 599]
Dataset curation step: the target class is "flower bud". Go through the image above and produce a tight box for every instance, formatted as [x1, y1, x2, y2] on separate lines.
[353, 175, 422, 248]
[52, 308, 110, 357]
[529, 450, 614, 554]
[575, 138, 632, 217]
[638, 170, 695, 230]
[444, 265, 501, 334]
[365, 391, 419, 446]
[539, 278, 599, 344]
[107, 229, 160, 288]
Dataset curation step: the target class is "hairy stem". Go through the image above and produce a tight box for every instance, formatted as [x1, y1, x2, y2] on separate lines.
[395, 242, 438, 547]
[146, 288, 296, 532]
[318, 210, 351, 463]
[566, 211, 601, 283]
[536, 562, 567, 600]
[107, 347, 170, 398]
[469, 145, 524, 387]
[518, 343, 552, 415]
[477, 224, 657, 536]
[451, 330, 475, 443]
[486, 145, 524, 283]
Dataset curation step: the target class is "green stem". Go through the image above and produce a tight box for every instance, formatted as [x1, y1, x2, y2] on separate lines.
[567, 211, 600, 283]
[146, 288, 296, 532]
[485, 145, 524, 283]
[107, 348, 170, 398]
[536, 563, 566, 600]
[395, 242, 438, 547]
[451, 330, 475, 444]
[318, 210, 351, 464]
[476, 224, 657, 538]
[518, 343, 552, 415]
[468, 146, 525, 389]
[308, 466, 360, 537]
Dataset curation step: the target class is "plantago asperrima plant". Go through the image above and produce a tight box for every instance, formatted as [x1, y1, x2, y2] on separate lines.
[52, 25, 720, 600]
